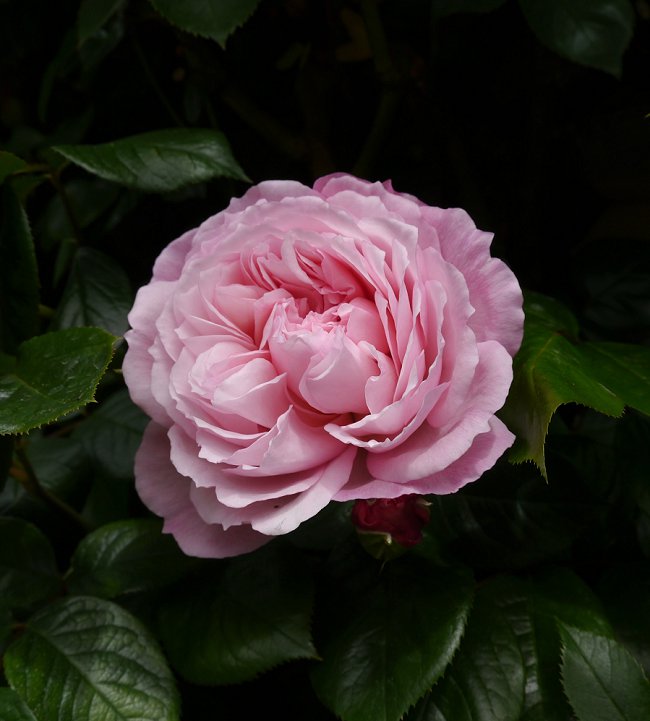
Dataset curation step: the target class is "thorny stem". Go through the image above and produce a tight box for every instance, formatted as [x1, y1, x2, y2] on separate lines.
[14, 445, 92, 533]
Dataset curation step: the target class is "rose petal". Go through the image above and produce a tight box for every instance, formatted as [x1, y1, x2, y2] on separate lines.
[135, 423, 267, 557]
[367, 340, 513, 481]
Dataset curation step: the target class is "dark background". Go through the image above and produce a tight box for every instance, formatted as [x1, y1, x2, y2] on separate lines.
[2, 0, 649, 347]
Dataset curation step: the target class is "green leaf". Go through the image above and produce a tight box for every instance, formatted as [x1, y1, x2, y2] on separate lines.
[0, 151, 28, 183]
[52, 248, 133, 337]
[0, 517, 60, 612]
[0, 328, 115, 435]
[502, 293, 624, 477]
[311, 551, 474, 721]
[78, 0, 127, 46]
[464, 568, 612, 721]
[0, 184, 39, 354]
[158, 545, 316, 684]
[149, 0, 262, 46]
[39, 177, 122, 245]
[5, 595, 180, 721]
[578, 343, 650, 416]
[431, 0, 507, 18]
[517, 0, 635, 77]
[598, 564, 650, 676]
[411, 582, 525, 721]
[71, 389, 146, 479]
[67, 519, 195, 598]
[559, 623, 650, 721]
[493, 568, 613, 721]
[54, 128, 249, 193]
[0, 688, 39, 721]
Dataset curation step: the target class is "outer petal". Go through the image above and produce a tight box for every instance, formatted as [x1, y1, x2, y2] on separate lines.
[409, 416, 514, 494]
[135, 423, 268, 557]
[151, 227, 196, 281]
[419, 206, 524, 355]
[123, 282, 176, 426]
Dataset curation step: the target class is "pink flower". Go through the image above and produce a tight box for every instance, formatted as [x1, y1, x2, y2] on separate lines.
[123, 173, 523, 558]
[352, 495, 431, 548]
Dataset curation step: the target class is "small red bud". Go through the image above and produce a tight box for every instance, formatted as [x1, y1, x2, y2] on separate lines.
[351, 495, 430, 555]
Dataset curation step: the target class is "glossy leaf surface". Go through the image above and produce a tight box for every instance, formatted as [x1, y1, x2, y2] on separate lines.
[560, 623, 650, 721]
[312, 551, 474, 721]
[158, 545, 316, 684]
[67, 519, 195, 598]
[0, 328, 115, 435]
[54, 129, 249, 192]
[4, 596, 180, 721]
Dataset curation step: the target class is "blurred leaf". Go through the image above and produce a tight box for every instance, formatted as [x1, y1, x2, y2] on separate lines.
[26, 433, 91, 501]
[0, 151, 27, 183]
[0, 605, 10, 650]
[502, 293, 625, 477]
[0, 434, 92, 523]
[410, 582, 525, 721]
[38, 177, 122, 245]
[4, 595, 180, 721]
[81, 474, 134, 527]
[54, 129, 250, 192]
[0, 517, 60, 612]
[71, 388, 146, 479]
[0, 328, 115, 435]
[517, 0, 635, 77]
[52, 248, 132, 337]
[67, 519, 196, 598]
[289, 499, 355, 550]
[78, 11, 125, 77]
[158, 545, 316, 684]
[0, 184, 39, 354]
[431, 0, 507, 17]
[78, 0, 127, 46]
[559, 623, 650, 721]
[426, 460, 604, 571]
[578, 237, 650, 339]
[149, 0, 262, 46]
[38, 30, 77, 123]
[311, 551, 474, 721]
[0, 689, 39, 721]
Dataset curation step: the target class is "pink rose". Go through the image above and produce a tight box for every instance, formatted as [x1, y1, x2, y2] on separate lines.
[123, 173, 523, 558]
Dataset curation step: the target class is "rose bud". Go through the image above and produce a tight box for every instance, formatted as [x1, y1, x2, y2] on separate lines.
[352, 495, 431, 559]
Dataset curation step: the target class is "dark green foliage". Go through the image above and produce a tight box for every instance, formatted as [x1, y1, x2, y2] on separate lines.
[0, 0, 648, 719]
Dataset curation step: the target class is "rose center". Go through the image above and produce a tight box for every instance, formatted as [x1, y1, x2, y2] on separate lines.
[263, 296, 384, 417]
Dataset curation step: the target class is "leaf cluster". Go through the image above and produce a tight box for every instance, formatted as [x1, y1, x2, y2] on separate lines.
[1, 0, 649, 720]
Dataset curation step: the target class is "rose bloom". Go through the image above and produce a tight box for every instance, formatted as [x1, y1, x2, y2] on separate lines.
[123, 173, 523, 558]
